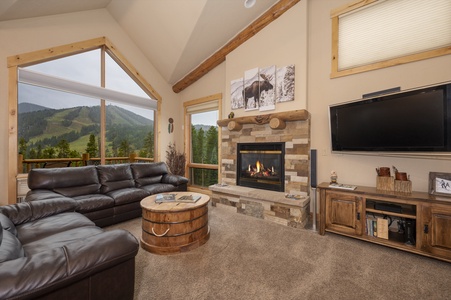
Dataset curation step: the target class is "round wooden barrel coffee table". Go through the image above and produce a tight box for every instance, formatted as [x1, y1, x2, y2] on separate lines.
[140, 192, 210, 255]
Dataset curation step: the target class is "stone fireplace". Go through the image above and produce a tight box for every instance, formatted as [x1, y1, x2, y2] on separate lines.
[209, 110, 311, 228]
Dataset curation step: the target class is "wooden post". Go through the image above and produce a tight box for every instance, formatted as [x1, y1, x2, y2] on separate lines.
[82, 153, 90, 166]
[18, 154, 23, 174]
[129, 152, 137, 162]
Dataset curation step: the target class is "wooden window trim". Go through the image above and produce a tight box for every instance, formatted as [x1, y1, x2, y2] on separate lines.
[8, 37, 161, 203]
[331, 0, 451, 78]
[183, 93, 222, 184]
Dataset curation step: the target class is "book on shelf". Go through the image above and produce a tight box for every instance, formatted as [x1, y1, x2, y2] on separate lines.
[366, 215, 389, 239]
[376, 218, 389, 239]
[366, 215, 377, 237]
[155, 193, 176, 203]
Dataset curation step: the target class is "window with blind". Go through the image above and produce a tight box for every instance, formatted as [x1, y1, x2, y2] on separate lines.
[184, 95, 221, 189]
[331, 0, 451, 78]
[17, 48, 156, 168]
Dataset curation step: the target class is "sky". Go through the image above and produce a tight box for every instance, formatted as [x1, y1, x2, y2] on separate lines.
[19, 49, 154, 120]
[18, 49, 218, 126]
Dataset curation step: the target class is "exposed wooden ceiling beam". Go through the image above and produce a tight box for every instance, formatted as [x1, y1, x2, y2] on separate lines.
[172, 0, 301, 93]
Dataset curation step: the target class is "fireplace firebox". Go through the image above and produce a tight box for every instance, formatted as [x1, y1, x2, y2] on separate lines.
[236, 142, 285, 192]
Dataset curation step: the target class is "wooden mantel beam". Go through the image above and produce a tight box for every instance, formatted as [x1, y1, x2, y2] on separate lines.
[217, 109, 309, 131]
[172, 0, 301, 93]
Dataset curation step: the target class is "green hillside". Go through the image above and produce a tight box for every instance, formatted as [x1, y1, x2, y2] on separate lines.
[18, 104, 154, 158]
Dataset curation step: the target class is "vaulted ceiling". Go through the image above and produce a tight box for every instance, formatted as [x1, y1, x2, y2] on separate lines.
[0, 0, 280, 88]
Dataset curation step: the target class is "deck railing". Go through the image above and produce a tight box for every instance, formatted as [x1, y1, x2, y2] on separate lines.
[18, 153, 154, 173]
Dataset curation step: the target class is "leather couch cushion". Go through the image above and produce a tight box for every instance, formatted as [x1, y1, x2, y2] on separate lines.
[28, 166, 101, 197]
[141, 183, 181, 195]
[131, 162, 168, 187]
[97, 164, 135, 194]
[17, 212, 95, 245]
[23, 226, 104, 256]
[54, 184, 101, 198]
[0, 229, 24, 263]
[73, 194, 115, 213]
[106, 188, 149, 205]
[0, 213, 17, 236]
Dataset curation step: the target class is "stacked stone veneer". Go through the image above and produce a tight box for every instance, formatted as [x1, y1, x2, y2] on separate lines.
[220, 117, 311, 195]
[210, 112, 311, 228]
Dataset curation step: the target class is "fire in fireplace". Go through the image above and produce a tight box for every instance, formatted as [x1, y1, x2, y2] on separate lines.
[236, 142, 285, 192]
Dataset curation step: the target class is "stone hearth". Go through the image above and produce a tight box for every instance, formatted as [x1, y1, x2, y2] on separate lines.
[210, 185, 310, 228]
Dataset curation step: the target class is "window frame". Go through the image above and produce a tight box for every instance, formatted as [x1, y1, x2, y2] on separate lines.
[8, 37, 162, 203]
[183, 93, 222, 191]
[331, 0, 451, 78]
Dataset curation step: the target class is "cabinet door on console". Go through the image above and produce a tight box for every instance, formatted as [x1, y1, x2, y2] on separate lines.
[325, 192, 364, 236]
[421, 204, 451, 260]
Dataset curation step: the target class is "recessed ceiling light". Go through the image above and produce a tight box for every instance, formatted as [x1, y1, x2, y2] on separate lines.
[244, 0, 256, 8]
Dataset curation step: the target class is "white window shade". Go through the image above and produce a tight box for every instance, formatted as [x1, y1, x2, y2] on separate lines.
[338, 0, 451, 71]
[185, 100, 219, 114]
[18, 68, 157, 110]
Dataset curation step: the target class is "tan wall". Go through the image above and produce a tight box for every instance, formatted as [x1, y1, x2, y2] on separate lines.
[0, 9, 180, 205]
[308, 0, 451, 192]
[181, 0, 451, 194]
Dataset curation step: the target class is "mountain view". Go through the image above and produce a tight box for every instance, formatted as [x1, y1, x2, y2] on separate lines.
[18, 102, 154, 159]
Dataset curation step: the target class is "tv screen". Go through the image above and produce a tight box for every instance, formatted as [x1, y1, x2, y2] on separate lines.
[330, 83, 451, 152]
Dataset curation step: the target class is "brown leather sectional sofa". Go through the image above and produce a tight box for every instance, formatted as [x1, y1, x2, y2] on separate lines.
[0, 198, 139, 300]
[25, 162, 189, 227]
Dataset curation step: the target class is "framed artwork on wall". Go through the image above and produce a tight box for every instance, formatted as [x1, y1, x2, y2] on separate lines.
[243, 68, 260, 111]
[276, 64, 295, 103]
[234, 64, 295, 112]
[230, 78, 244, 110]
[258, 65, 276, 112]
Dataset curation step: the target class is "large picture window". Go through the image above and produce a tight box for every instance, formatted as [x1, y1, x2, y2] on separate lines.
[17, 47, 156, 170]
[331, 0, 451, 78]
[8, 37, 161, 202]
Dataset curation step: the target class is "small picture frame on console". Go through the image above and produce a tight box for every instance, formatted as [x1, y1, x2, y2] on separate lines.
[429, 172, 451, 197]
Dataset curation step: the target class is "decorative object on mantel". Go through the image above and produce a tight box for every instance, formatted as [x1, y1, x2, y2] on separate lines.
[217, 109, 309, 131]
[428, 172, 451, 197]
[228, 112, 234, 119]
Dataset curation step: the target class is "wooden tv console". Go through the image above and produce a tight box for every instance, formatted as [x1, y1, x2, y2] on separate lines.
[318, 182, 451, 263]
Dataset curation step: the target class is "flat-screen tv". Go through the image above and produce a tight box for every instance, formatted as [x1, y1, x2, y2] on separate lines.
[329, 83, 451, 154]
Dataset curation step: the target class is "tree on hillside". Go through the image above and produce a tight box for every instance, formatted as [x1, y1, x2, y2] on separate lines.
[18, 138, 27, 157]
[118, 139, 132, 157]
[56, 140, 71, 158]
[85, 134, 98, 158]
[139, 131, 154, 158]
[42, 147, 56, 159]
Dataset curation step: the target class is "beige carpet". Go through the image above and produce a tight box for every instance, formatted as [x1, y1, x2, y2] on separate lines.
[107, 205, 451, 300]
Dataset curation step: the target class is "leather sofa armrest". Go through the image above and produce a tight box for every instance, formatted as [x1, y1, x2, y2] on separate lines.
[0, 198, 77, 226]
[162, 174, 189, 186]
[0, 230, 138, 300]
[64, 229, 139, 276]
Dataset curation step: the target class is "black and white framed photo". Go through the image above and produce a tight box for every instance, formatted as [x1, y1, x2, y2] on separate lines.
[429, 172, 451, 196]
